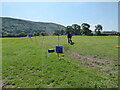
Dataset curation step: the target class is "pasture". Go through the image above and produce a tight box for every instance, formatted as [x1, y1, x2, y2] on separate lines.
[2, 36, 119, 88]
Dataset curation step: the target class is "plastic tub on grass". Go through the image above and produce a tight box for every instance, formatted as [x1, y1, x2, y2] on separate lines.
[48, 49, 55, 53]
[56, 46, 63, 53]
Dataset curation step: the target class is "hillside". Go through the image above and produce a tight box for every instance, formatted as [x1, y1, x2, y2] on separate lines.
[1, 17, 65, 35]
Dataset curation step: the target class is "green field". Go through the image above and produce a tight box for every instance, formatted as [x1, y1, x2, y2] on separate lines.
[2, 36, 119, 88]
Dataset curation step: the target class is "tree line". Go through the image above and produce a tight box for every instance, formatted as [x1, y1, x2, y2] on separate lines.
[1, 31, 49, 37]
[54, 23, 119, 36]
[54, 23, 103, 36]
[1, 22, 119, 37]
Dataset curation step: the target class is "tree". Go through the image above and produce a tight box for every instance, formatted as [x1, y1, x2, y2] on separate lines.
[17, 32, 27, 37]
[40, 32, 48, 36]
[53, 30, 60, 35]
[60, 29, 65, 35]
[81, 23, 91, 35]
[72, 24, 81, 35]
[34, 32, 40, 36]
[66, 26, 74, 34]
[95, 24, 103, 35]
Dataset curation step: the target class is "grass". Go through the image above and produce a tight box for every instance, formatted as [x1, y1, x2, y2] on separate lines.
[63, 36, 118, 61]
[2, 36, 119, 88]
[0, 38, 2, 88]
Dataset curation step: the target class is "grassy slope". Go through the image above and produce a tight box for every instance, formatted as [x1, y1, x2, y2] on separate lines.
[2, 36, 118, 88]
[2, 17, 65, 34]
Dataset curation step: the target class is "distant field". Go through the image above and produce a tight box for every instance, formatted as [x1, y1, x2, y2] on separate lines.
[2, 36, 119, 88]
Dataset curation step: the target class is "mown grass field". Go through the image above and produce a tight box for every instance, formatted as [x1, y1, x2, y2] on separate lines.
[2, 36, 119, 88]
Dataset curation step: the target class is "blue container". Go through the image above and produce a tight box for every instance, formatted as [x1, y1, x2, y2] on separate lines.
[56, 46, 63, 53]
[48, 49, 55, 53]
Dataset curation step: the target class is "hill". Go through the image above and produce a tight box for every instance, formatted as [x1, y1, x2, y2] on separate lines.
[1, 17, 66, 35]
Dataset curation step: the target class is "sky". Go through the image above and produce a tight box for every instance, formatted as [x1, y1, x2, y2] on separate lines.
[1, 2, 118, 31]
